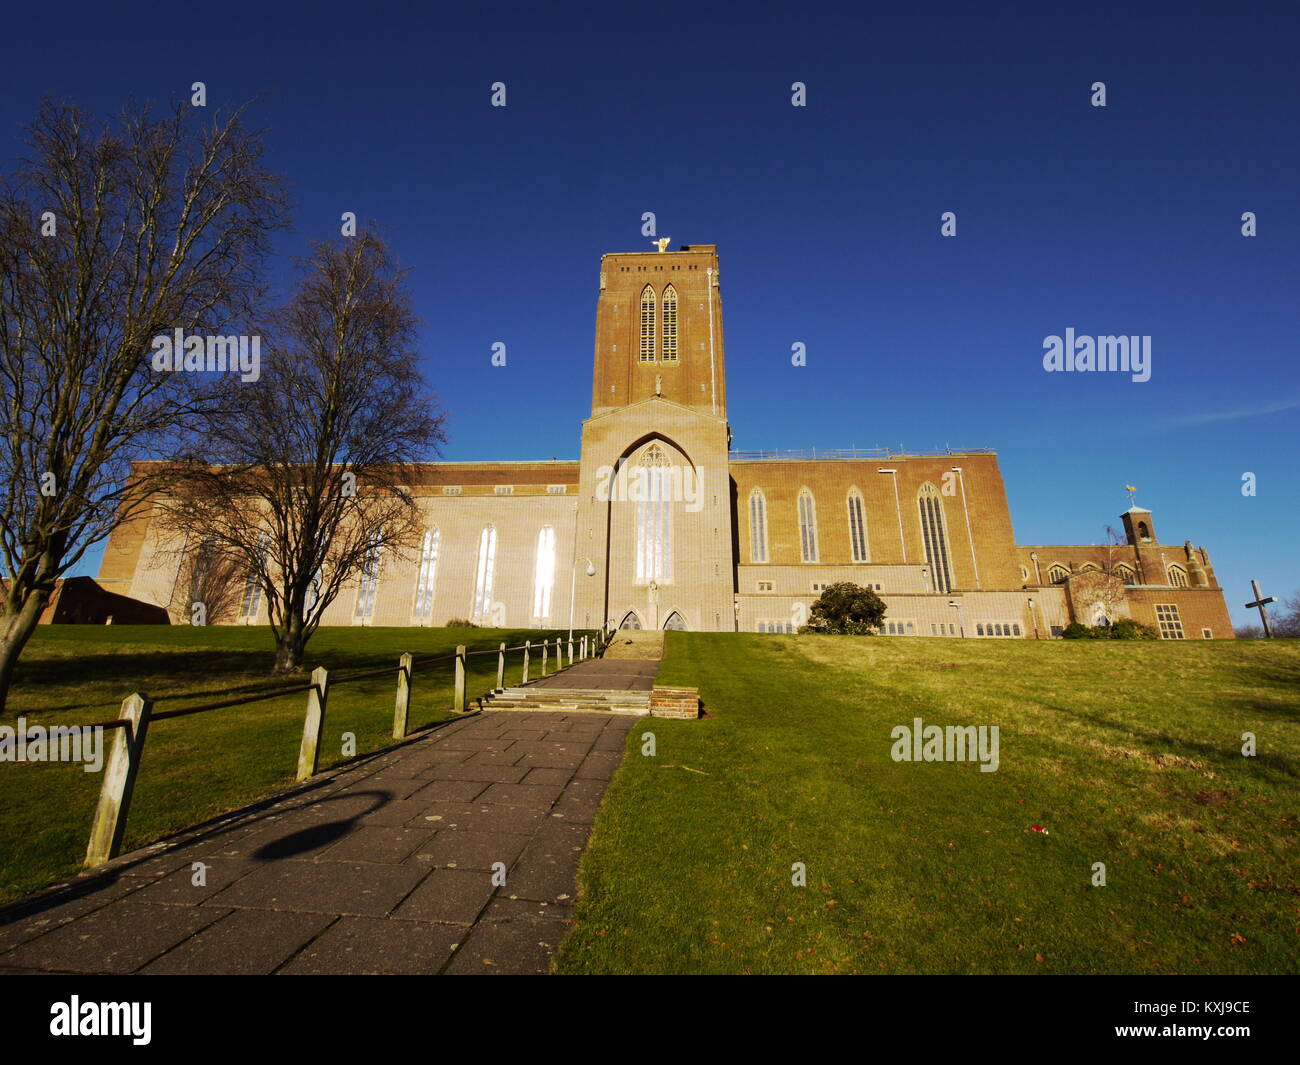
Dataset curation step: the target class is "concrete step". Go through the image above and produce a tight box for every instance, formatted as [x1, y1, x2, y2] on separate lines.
[484, 688, 650, 715]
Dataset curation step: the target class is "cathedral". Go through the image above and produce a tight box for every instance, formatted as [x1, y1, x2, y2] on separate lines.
[93, 243, 1234, 639]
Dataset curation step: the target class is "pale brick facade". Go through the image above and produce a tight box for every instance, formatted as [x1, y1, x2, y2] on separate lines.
[94, 243, 1234, 639]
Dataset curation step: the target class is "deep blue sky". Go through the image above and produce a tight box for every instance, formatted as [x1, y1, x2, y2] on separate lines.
[4, 1, 1296, 626]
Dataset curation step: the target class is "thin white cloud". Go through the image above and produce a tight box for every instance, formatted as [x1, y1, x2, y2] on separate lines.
[1151, 399, 1300, 431]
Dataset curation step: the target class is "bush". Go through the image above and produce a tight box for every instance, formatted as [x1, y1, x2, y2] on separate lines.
[1105, 619, 1158, 640]
[799, 582, 887, 635]
[444, 618, 477, 628]
[1062, 620, 1157, 640]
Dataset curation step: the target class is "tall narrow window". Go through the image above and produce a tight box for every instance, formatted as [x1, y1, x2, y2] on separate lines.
[798, 489, 819, 563]
[413, 528, 440, 620]
[1167, 565, 1188, 588]
[533, 525, 557, 620]
[749, 488, 768, 563]
[354, 537, 382, 620]
[240, 533, 270, 619]
[639, 285, 656, 362]
[918, 484, 953, 593]
[635, 445, 672, 581]
[661, 285, 678, 362]
[847, 488, 869, 562]
[472, 525, 497, 622]
[304, 567, 323, 617]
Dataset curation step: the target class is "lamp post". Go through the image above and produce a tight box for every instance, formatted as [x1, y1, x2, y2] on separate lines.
[948, 598, 965, 638]
[568, 555, 597, 647]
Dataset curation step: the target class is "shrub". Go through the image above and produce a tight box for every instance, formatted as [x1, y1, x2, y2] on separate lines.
[1063, 620, 1156, 640]
[1105, 619, 1158, 640]
[799, 582, 887, 635]
[444, 618, 477, 628]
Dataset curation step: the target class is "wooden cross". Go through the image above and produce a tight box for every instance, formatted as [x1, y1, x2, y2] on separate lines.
[1245, 579, 1276, 637]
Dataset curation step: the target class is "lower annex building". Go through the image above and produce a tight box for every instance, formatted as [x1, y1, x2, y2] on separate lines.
[95, 243, 1235, 640]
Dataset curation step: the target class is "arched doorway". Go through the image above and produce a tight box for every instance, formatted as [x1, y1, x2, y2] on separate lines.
[618, 610, 642, 630]
[663, 611, 687, 631]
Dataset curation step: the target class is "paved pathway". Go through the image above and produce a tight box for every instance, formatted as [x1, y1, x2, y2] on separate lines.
[0, 710, 633, 975]
[528, 658, 657, 691]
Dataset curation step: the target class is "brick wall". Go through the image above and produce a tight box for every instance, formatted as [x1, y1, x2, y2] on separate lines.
[650, 686, 701, 719]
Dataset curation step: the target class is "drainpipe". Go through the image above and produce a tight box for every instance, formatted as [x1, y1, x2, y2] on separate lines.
[706, 268, 717, 416]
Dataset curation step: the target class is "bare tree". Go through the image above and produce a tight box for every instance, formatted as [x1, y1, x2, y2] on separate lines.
[1274, 591, 1300, 638]
[158, 232, 446, 672]
[0, 99, 288, 709]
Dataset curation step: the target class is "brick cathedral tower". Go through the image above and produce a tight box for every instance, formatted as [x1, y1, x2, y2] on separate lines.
[574, 243, 736, 632]
[590, 244, 727, 417]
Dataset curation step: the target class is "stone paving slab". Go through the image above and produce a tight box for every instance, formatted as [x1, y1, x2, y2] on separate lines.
[0, 710, 633, 975]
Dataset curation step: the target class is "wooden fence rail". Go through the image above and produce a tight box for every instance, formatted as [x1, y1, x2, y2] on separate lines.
[77, 629, 607, 869]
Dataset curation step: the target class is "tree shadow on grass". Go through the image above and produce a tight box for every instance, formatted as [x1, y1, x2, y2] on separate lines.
[10, 649, 405, 716]
[1041, 702, 1300, 787]
[0, 712, 477, 923]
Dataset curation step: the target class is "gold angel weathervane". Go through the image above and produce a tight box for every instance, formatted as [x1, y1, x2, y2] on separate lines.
[653, 237, 671, 252]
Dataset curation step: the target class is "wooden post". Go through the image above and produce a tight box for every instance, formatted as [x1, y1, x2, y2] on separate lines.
[567, 637, 574, 666]
[522, 640, 531, 684]
[393, 653, 413, 739]
[297, 667, 329, 781]
[85, 692, 153, 868]
[496, 642, 506, 691]
[542, 640, 548, 675]
[454, 645, 466, 712]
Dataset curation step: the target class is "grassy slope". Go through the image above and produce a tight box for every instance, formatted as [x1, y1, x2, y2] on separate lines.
[0, 625, 584, 903]
[556, 633, 1299, 974]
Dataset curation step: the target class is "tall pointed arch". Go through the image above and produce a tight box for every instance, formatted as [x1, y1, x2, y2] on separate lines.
[917, 483, 953, 592]
[748, 488, 768, 563]
[798, 488, 819, 563]
[846, 487, 869, 563]
[660, 284, 678, 362]
[639, 284, 656, 362]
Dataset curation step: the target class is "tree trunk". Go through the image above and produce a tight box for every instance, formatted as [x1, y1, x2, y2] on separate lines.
[273, 611, 308, 674]
[0, 589, 51, 711]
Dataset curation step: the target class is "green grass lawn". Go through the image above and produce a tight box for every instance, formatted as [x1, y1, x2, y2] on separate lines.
[556, 633, 1300, 975]
[0, 624, 588, 904]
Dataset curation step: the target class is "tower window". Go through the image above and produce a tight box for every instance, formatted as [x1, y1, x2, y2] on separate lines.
[798, 489, 819, 563]
[1167, 565, 1188, 588]
[1115, 563, 1136, 584]
[917, 484, 953, 593]
[661, 285, 678, 362]
[749, 488, 768, 563]
[847, 488, 869, 562]
[1047, 564, 1070, 584]
[639, 285, 656, 362]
